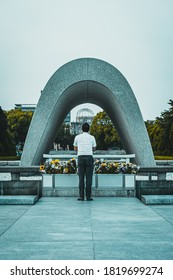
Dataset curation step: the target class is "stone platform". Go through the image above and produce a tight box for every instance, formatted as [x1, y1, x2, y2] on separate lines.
[0, 197, 173, 260]
[141, 195, 173, 205]
[0, 195, 39, 205]
[42, 187, 135, 197]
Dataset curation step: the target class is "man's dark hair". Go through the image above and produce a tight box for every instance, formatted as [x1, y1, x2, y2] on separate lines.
[82, 122, 90, 132]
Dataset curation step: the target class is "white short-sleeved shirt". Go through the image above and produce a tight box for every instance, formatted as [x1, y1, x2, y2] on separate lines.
[73, 132, 96, 156]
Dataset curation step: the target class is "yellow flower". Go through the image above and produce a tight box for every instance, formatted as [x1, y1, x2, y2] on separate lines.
[55, 159, 60, 163]
[63, 168, 69, 174]
[51, 159, 60, 165]
[39, 165, 45, 171]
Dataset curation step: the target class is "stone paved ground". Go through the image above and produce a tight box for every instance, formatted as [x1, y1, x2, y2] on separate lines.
[0, 197, 173, 260]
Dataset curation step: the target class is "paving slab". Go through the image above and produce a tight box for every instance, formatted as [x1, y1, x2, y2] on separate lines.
[0, 197, 173, 260]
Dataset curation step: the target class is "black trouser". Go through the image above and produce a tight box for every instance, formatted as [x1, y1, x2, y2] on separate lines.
[78, 155, 94, 199]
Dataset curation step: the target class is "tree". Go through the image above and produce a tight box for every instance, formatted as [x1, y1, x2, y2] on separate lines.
[146, 120, 164, 155]
[0, 107, 8, 155]
[159, 99, 173, 155]
[6, 109, 33, 150]
[0, 107, 15, 156]
[0, 107, 8, 140]
[90, 111, 123, 150]
[54, 123, 74, 150]
[146, 99, 173, 155]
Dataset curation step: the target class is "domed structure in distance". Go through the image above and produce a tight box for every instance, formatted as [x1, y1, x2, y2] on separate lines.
[76, 108, 94, 124]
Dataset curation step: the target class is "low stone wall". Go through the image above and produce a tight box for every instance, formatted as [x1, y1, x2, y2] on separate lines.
[0, 180, 42, 197]
[136, 181, 173, 199]
[42, 173, 136, 197]
[0, 166, 42, 197]
[136, 166, 173, 200]
[42, 188, 135, 198]
[1, 165, 173, 199]
[155, 160, 173, 166]
[0, 161, 20, 166]
[49, 150, 126, 155]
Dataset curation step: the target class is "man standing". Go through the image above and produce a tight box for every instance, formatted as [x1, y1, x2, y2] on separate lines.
[73, 123, 96, 201]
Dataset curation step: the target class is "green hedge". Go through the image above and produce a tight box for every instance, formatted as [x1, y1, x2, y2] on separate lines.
[155, 156, 173, 160]
[0, 156, 21, 161]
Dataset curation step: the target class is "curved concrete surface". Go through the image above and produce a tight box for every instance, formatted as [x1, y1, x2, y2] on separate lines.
[21, 58, 155, 166]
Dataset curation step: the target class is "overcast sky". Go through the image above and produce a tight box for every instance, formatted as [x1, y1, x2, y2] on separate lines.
[0, 0, 173, 121]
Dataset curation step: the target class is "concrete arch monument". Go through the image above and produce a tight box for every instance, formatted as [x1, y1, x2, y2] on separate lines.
[21, 58, 155, 166]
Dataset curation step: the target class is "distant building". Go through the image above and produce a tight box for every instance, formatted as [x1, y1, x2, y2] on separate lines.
[71, 108, 94, 135]
[15, 104, 37, 112]
[14, 103, 71, 123]
[64, 112, 71, 124]
[76, 108, 94, 124]
[14, 104, 97, 132]
[70, 122, 82, 135]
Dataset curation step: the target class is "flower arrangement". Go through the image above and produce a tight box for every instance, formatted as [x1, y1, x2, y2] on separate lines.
[40, 158, 138, 175]
[40, 158, 77, 174]
[94, 159, 139, 174]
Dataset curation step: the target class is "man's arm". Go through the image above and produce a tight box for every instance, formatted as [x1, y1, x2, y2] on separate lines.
[73, 136, 78, 151]
[92, 136, 96, 152]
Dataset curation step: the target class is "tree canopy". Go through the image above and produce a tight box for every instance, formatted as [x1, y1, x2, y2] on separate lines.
[90, 111, 123, 150]
[146, 99, 173, 155]
[6, 109, 33, 147]
[54, 123, 74, 150]
[0, 109, 34, 156]
[0, 99, 173, 156]
[0, 107, 9, 155]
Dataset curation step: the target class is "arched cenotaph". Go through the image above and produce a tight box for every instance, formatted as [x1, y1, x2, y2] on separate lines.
[20, 58, 155, 167]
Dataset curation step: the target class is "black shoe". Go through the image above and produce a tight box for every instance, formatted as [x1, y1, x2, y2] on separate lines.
[77, 197, 84, 201]
[87, 197, 93, 201]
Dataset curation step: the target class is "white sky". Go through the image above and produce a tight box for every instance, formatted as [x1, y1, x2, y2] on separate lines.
[0, 0, 173, 121]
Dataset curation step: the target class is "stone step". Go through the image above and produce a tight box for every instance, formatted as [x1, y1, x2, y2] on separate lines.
[42, 187, 135, 197]
[141, 195, 173, 205]
[0, 195, 39, 205]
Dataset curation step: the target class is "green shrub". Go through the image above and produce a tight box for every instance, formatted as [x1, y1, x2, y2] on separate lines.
[155, 156, 173, 160]
[0, 156, 20, 161]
